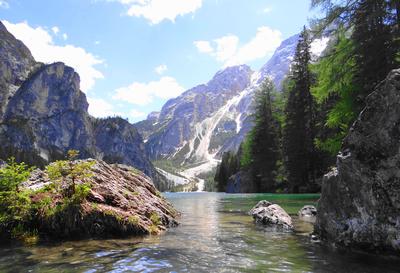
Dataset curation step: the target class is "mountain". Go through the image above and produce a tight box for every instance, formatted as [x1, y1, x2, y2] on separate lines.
[0, 21, 169, 190]
[136, 33, 329, 189]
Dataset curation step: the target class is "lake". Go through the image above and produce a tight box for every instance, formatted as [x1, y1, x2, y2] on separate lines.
[0, 192, 399, 272]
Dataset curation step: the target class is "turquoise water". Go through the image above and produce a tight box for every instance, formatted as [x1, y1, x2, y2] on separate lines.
[0, 192, 399, 272]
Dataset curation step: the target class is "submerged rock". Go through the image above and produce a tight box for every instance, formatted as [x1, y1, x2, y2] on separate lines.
[7, 160, 179, 241]
[249, 200, 293, 230]
[298, 205, 317, 223]
[315, 69, 400, 253]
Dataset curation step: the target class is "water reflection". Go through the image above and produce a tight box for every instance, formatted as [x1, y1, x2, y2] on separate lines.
[0, 192, 399, 273]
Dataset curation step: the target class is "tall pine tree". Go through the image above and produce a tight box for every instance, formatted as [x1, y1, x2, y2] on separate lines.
[352, 0, 397, 111]
[250, 79, 280, 192]
[283, 27, 316, 193]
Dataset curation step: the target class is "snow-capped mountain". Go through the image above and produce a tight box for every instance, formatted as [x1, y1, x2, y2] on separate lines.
[136, 33, 329, 189]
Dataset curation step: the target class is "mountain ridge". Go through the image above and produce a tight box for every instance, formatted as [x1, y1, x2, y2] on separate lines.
[0, 21, 170, 190]
[136, 32, 329, 189]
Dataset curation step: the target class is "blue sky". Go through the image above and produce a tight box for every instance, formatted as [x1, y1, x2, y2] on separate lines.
[0, 0, 316, 122]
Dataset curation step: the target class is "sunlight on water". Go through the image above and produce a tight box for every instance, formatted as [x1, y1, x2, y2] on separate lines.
[0, 193, 400, 273]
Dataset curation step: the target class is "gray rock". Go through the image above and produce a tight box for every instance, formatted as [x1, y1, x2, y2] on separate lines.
[298, 205, 317, 223]
[249, 200, 293, 230]
[248, 200, 273, 215]
[0, 22, 167, 190]
[0, 21, 37, 120]
[315, 69, 400, 253]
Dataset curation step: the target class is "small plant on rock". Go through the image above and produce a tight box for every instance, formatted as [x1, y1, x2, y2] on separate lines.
[0, 157, 34, 192]
[46, 150, 95, 199]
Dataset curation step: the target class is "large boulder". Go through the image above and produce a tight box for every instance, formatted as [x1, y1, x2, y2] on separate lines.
[2, 160, 179, 241]
[249, 200, 293, 230]
[298, 205, 317, 223]
[315, 69, 400, 253]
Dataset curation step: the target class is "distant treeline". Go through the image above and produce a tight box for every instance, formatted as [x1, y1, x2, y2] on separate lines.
[215, 0, 399, 193]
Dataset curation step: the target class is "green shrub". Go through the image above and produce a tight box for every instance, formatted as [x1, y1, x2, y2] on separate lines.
[46, 150, 95, 198]
[150, 211, 161, 226]
[0, 157, 33, 192]
[71, 183, 92, 204]
[128, 215, 139, 226]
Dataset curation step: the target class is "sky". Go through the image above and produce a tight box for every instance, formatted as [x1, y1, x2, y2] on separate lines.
[0, 0, 317, 122]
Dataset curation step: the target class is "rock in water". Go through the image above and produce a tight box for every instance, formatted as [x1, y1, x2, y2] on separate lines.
[315, 69, 400, 253]
[249, 200, 293, 230]
[298, 205, 317, 223]
[18, 160, 179, 240]
[248, 200, 273, 215]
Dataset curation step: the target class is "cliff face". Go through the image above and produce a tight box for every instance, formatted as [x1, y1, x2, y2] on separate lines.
[0, 21, 37, 119]
[0, 62, 95, 165]
[0, 22, 167, 189]
[137, 65, 254, 164]
[315, 69, 400, 253]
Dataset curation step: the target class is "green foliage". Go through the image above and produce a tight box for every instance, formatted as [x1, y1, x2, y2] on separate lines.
[0, 157, 34, 192]
[46, 150, 95, 198]
[150, 211, 161, 225]
[249, 79, 281, 192]
[70, 183, 92, 204]
[0, 190, 32, 224]
[148, 224, 159, 235]
[240, 132, 253, 169]
[311, 33, 357, 154]
[283, 27, 319, 193]
[128, 215, 140, 226]
[215, 151, 240, 192]
[0, 158, 35, 240]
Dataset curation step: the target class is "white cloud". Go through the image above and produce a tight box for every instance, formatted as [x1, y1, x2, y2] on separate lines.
[155, 64, 167, 75]
[113, 76, 185, 106]
[311, 37, 329, 57]
[3, 20, 103, 92]
[88, 98, 121, 118]
[62, 33, 68, 40]
[51, 26, 60, 34]
[0, 0, 9, 9]
[194, 26, 282, 67]
[130, 109, 146, 118]
[193, 40, 213, 53]
[214, 35, 239, 62]
[262, 7, 272, 13]
[112, 0, 202, 24]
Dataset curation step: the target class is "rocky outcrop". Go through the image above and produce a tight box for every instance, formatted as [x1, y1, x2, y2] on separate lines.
[0, 21, 38, 119]
[249, 200, 293, 230]
[298, 205, 317, 223]
[0, 62, 95, 165]
[315, 69, 400, 253]
[137, 65, 254, 164]
[21, 160, 179, 240]
[0, 21, 167, 190]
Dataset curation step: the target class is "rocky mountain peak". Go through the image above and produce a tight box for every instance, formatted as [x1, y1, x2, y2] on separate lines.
[207, 64, 253, 92]
[0, 22, 168, 190]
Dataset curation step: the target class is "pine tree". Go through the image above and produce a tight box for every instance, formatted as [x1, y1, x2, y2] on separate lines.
[283, 27, 316, 193]
[352, 0, 397, 111]
[250, 79, 280, 192]
[215, 151, 239, 192]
